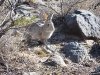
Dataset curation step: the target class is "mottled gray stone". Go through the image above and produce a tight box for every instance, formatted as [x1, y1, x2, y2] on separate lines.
[65, 10, 100, 40]
[63, 41, 89, 63]
[90, 44, 100, 57]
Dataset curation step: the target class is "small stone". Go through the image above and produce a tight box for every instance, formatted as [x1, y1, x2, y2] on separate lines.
[23, 72, 39, 75]
[44, 52, 67, 67]
[85, 40, 95, 47]
[63, 41, 89, 63]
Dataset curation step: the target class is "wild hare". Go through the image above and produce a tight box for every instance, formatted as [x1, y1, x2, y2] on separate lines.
[26, 13, 55, 52]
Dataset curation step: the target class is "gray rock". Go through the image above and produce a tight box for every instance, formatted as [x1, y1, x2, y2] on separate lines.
[90, 44, 100, 57]
[44, 52, 67, 67]
[65, 10, 100, 40]
[0, 0, 5, 6]
[23, 72, 39, 75]
[13, 4, 35, 20]
[63, 41, 89, 63]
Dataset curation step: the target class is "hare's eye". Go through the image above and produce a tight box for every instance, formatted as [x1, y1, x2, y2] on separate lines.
[47, 24, 49, 26]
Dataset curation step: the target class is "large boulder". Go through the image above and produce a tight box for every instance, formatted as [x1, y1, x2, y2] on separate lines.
[65, 10, 100, 40]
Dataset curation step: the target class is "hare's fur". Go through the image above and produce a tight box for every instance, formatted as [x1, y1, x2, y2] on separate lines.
[26, 14, 55, 43]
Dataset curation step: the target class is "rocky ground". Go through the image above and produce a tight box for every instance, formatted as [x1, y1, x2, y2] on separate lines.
[0, 0, 100, 75]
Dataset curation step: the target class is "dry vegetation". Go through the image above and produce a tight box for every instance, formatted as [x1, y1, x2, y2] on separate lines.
[0, 0, 100, 75]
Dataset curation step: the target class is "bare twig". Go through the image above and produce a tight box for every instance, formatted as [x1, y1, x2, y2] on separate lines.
[66, 0, 88, 14]
[0, 11, 10, 27]
[0, 0, 5, 6]
[60, 0, 64, 16]
[49, 6, 60, 15]
[0, 0, 15, 27]
[7, 0, 12, 8]
[39, 4, 60, 15]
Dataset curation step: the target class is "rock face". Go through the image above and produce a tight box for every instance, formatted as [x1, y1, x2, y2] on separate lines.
[63, 42, 89, 63]
[65, 10, 100, 40]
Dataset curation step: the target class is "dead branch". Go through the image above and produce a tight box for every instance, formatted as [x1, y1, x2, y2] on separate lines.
[66, 0, 88, 15]
[0, 0, 5, 6]
[60, 0, 64, 16]
[0, 11, 10, 27]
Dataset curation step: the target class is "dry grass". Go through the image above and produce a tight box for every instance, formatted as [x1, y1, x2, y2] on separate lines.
[34, 50, 48, 57]
[14, 16, 37, 27]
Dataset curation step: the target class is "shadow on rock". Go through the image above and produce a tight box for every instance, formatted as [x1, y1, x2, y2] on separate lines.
[90, 44, 100, 57]
[91, 66, 100, 75]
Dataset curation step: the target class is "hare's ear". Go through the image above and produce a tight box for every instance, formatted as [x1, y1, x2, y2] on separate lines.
[39, 11, 53, 21]
[43, 13, 49, 21]
[39, 11, 48, 21]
